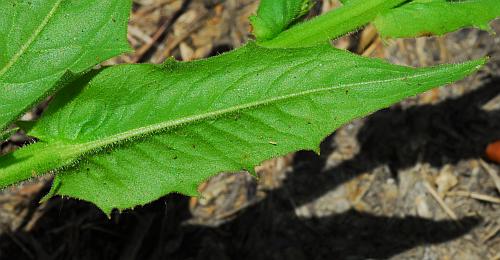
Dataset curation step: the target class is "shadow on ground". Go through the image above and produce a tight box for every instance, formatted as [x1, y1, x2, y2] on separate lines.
[0, 79, 498, 259]
[0, 194, 481, 260]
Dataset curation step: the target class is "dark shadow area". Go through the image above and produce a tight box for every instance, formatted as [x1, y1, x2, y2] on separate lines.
[284, 78, 500, 206]
[178, 209, 479, 260]
[208, 44, 234, 57]
[0, 179, 481, 260]
[0, 80, 497, 259]
[0, 176, 482, 260]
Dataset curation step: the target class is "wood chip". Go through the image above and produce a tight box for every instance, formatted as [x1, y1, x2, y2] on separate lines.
[436, 165, 458, 197]
[353, 173, 376, 204]
[179, 42, 195, 61]
[480, 159, 500, 193]
[424, 182, 458, 221]
[447, 191, 500, 204]
[131, 21, 170, 63]
[358, 25, 378, 54]
[482, 94, 500, 111]
[481, 224, 500, 243]
[128, 25, 154, 44]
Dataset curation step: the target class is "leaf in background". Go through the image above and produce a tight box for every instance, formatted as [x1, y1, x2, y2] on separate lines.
[250, 0, 313, 41]
[374, 0, 500, 38]
[0, 0, 132, 131]
[259, 0, 407, 48]
[0, 43, 484, 213]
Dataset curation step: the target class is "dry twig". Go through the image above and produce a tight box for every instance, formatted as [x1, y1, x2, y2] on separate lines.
[480, 159, 500, 193]
[447, 191, 500, 204]
[424, 182, 459, 221]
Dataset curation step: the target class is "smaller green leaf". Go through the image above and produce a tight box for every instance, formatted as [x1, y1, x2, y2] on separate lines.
[374, 0, 500, 38]
[259, 0, 407, 48]
[250, 0, 313, 41]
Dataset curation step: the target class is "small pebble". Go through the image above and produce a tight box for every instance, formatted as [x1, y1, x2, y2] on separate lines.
[486, 140, 500, 163]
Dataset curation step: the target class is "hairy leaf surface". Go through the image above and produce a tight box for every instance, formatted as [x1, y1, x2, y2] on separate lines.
[0, 44, 484, 213]
[0, 0, 132, 131]
[374, 0, 500, 38]
[250, 0, 313, 41]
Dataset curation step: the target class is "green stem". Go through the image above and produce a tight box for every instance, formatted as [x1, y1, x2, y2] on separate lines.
[259, 0, 407, 48]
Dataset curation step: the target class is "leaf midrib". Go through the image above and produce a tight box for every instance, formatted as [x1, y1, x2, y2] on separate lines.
[0, 0, 64, 77]
[74, 72, 434, 154]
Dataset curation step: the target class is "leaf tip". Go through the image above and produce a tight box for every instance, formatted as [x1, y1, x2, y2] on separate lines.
[469, 56, 489, 72]
[40, 176, 61, 203]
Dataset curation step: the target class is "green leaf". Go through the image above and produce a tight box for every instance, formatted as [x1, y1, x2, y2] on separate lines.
[250, 0, 313, 41]
[259, 0, 407, 48]
[0, 0, 132, 131]
[0, 43, 484, 213]
[374, 0, 500, 38]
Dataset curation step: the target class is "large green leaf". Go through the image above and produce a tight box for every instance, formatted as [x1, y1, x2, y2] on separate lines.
[0, 0, 132, 131]
[250, 0, 313, 41]
[374, 0, 500, 38]
[0, 43, 484, 213]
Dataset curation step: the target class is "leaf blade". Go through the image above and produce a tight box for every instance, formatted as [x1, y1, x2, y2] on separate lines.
[0, 0, 132, 131]
[250, 0, 313, 41]
[259, 0, 406, 48]
[374, 0, 500, 38]
[0, 44, 485, 213]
